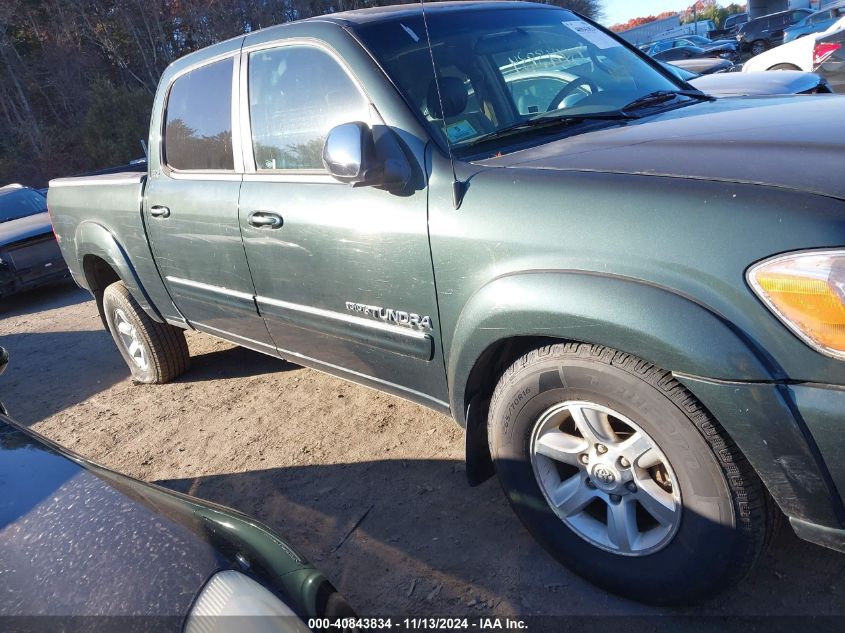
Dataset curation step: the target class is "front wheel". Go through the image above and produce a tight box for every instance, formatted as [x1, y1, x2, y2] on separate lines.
[751, 40, 767, 56]
[487, 343, 773, 604]
[102, 281, 190, 384]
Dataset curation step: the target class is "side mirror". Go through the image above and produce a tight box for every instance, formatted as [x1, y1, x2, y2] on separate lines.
[0, 347, 8, 377]
[323, 122, 410, 190]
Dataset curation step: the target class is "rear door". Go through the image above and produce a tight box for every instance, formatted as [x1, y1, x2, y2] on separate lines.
[144, 54, 274, 352]
[236, 41, 448, 407]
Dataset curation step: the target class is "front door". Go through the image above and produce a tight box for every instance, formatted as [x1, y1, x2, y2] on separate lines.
[237, 42, 448, 407]
[144, 55, 274, 352]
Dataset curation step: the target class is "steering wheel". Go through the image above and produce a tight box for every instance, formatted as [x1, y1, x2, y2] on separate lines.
[546, 78, 599, 112]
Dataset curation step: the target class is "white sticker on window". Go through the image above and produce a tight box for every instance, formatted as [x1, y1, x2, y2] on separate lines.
[401, 23, 420, 42]
[445, 120, 477, 143]
[562, 20, 621, 49]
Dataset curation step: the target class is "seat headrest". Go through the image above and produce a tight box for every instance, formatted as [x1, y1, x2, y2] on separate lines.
[426, 76, 469, 120]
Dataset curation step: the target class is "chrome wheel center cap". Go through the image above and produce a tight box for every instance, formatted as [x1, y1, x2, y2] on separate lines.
[591, 463, 620, 491]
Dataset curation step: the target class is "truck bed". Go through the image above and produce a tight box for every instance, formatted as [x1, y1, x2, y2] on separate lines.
[47, 172, 177, 323]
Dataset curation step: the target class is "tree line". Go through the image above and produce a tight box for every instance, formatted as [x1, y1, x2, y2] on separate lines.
[0, 0, 601, 187]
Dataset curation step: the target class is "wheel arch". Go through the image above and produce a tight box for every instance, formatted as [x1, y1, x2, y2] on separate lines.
[75, 221, 164, 326]
[451, 271, 779, 486]
[450, 270, 776, 426]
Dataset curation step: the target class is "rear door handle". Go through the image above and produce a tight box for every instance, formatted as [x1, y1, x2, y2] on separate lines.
[150, 205, 170, 218]
[248, 211, 283, 229]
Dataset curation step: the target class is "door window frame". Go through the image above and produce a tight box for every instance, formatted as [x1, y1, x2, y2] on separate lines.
[160, 51, 243, 181]
[239, 38, 375, 183]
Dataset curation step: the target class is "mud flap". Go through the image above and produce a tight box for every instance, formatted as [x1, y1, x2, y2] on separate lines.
[465, 395, 495, 487]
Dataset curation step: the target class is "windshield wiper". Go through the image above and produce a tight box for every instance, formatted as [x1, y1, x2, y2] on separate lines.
[621, 89, 713, 113]
[469, 112, 635, 147]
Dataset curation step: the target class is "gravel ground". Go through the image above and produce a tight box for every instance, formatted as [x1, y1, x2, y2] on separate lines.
[2, 281, 845, 619]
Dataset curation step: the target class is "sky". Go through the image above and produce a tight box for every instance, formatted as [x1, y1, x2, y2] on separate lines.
[600, 0, 689, 26]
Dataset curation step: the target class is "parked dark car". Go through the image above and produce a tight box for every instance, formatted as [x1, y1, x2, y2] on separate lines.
[645, 35, 739, 61]
[0, 184, 68, 299]
[662, 61, 832, 95]
[737, 8, 814, 55]
[662, 56, 735, 74]
[813, 26, 845, 91]
[0, 348, 354, 630]
[652, 45, 739, 65]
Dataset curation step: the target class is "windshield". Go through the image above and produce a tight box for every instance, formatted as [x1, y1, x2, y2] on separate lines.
[355, 7, 683, 158]
[0, 188, 46, 223]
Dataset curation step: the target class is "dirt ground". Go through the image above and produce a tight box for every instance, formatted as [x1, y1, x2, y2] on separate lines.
[2, 281, 845, 618]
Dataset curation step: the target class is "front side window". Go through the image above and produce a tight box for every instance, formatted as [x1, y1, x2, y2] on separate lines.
[248, 46, 369, 171]
[164, 58, 234, 171]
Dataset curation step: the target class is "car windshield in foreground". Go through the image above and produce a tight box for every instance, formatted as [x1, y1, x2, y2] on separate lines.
[0, 188, 46, 223]
[354, 7, 686, 158]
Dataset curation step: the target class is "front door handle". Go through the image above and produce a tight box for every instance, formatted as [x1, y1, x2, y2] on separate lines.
[248, 211, 283, 229]
[150, 205, 171, 218]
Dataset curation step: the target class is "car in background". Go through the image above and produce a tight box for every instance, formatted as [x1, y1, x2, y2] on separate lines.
[0, 184, 68, 299]
[664, 56, 735, 75]
[661, 61, 832, 95]
[0, 347, 354, 629]
[737, 8, 814, 55]
[652, 44, 739, 64]
[814, 27, 845, 91]
[784, 2, 845, 42]
[743, 16, 845, 73]
[644, 35, 739, 61]
[723, 12, 748, 34]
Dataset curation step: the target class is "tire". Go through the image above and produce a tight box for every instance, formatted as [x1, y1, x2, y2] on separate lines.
[488, 343, 773, 605]
[768, 63, 801, 71]
[102, 281, 190, 384]
[751, 40, 767, 56]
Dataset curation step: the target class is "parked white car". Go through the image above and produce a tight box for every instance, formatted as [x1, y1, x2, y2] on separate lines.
[743, 15, 845, 71]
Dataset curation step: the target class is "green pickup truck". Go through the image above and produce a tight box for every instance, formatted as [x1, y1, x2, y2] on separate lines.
[48, 1, 845, 604]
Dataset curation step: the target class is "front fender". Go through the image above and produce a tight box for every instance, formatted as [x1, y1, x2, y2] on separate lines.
[75, 221, 163, 323]
[449, 271, 777, 424]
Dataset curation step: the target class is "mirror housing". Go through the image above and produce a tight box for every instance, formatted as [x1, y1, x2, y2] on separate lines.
[323, 122, 410, 190]
[0, 347, 7, 377]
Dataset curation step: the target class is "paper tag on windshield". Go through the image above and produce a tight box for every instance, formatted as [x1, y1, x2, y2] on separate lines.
[445, 120, 477, 143]
[562, 21, 620, 49]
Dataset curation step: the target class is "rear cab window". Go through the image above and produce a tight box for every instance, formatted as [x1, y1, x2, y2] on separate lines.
[163, 58, 235, 172]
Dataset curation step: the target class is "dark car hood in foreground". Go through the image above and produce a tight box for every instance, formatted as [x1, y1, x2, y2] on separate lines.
[476, 95, 845, 201]
[0, 417, 222, 621]
[690, 70, 828, 96]
[0, 212, 53, 248]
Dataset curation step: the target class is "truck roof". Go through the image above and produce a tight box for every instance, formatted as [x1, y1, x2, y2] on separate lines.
[164, 1, 555, 82]
[305, 1, 546, 25]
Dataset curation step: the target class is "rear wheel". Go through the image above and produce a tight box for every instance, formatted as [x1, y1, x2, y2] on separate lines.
[751, 40, 767, 56]
[768, 63, 801, 71]
[102, 281, 190, 384]
[488, 343, 773, 604]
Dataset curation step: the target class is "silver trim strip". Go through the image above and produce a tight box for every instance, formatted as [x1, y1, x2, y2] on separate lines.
[256, 295, 430, 340]
[49, 174, 145, 187]
[165, 276, 255, 302]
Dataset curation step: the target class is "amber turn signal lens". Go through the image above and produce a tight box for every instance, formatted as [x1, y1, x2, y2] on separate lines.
[748, 251, 845, 360]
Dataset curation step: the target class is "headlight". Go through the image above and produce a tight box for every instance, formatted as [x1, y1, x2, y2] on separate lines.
[185, 570, 310, 633]
[747, 250, 845, 359]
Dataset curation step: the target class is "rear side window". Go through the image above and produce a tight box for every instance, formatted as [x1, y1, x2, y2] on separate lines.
[247, 46, 369, 171]
[164, 58, 234, 171]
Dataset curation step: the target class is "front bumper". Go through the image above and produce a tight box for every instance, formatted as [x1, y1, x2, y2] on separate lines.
[677, 375, 845, 552]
